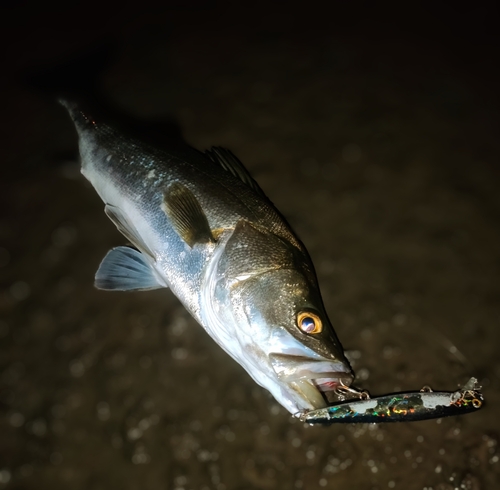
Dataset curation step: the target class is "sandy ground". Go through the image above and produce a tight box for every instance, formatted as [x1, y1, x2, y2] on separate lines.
[1, 8, 499, 490]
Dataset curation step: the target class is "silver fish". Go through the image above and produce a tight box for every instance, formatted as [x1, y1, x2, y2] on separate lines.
[62, 101, 353, 414]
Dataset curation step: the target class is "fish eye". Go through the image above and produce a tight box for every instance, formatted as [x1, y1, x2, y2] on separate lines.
[297, 311, 322, 334]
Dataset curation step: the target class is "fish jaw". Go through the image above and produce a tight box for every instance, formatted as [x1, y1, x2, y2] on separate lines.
[265, 344, 354, 413]
[249, 354, 353, 414]
[269, 354, 353, 390]
[223, 347, 353, 414]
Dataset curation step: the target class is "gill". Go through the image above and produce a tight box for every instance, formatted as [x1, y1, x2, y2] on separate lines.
[199, 229, 239, 352]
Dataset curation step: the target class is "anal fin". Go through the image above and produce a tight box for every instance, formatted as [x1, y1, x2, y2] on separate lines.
[95, 246, 165, 291]
[105, 204, 155, 258]
[162, 183, 215, 248]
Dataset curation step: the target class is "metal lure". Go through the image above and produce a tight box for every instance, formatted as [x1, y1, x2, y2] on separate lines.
[299, 377, 483, 424]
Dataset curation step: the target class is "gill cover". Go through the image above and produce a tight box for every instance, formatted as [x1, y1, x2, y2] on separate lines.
[220, 220, 350, 366]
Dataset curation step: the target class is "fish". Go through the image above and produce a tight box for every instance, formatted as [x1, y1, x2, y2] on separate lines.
[300, 377, 483, 424]
[62, 100, 354, 414]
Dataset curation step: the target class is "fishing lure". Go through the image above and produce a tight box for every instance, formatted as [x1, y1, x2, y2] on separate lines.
[299, 377, 483, 425]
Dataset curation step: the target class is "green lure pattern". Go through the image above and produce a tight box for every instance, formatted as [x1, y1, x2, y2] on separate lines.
[300, 378, 483, 425]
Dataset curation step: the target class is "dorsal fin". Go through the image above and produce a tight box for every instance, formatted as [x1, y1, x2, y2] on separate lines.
[205, 147, 266, 197]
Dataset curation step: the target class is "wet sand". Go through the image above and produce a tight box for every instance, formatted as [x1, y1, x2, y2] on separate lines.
[1, 8, 499, 489]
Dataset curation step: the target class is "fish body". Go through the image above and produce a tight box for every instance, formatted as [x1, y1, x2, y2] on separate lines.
[63, 101, 353, 414]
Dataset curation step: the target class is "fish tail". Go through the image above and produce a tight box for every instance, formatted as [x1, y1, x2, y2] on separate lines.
[59, 99, 97, 134]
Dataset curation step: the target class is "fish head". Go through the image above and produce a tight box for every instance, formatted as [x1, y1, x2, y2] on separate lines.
[230, 268, 353, 413]
[211, 221, 353, 414]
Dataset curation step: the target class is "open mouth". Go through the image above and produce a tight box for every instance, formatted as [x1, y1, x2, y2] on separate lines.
[288, 376, 353, 409]
[269, 353, 354, 410]
[311, 377, 356, 405]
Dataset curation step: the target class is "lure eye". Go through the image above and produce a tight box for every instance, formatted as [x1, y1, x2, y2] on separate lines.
[297, 311, 322, 334]
[472, 398, 482, 409]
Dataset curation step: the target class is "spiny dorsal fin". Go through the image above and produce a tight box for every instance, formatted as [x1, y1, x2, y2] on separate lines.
[162, 183, 215, 248]
[205, 147, 266, 197]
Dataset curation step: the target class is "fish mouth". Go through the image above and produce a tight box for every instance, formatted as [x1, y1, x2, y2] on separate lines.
[269, 354, 353, 410]
[288, 377, 350, 410]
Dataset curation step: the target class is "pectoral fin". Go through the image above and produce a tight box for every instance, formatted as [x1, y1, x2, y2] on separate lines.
[95, 246, 165, 291]
[162, 183, 215, 247]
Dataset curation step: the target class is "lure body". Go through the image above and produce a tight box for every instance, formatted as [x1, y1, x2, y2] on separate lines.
[300, 379, 483, 424]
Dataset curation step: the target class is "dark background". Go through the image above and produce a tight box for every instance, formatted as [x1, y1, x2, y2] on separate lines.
[1, 2, 499, 489]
